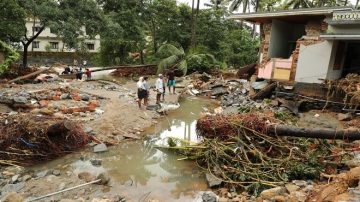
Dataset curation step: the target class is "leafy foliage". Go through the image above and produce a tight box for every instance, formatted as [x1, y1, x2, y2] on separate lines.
[0, 0, 26, 42]
[0, 41, 20, 74]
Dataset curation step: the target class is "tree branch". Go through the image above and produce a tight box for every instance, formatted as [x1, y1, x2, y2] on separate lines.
[25, 25, 45, 46]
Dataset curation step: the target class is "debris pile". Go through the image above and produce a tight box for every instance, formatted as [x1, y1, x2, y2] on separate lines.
[0, 115, 90, 165]
[327, 73, 360, 108]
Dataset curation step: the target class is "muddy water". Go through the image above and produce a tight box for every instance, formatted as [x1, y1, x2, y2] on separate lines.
[30, 97, 218, 201]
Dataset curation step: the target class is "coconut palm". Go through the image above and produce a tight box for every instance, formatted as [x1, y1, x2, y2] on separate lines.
[156, 44, 217, 75]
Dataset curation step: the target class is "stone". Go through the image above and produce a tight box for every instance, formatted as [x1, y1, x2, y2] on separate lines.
[1, 192, 23, 202]
[337, 113, 351, 121]
[205, 173, 222, 188]
[1, 183, 25, 194]
[11, 174, 19, 183]
[80, 112, 87, 117]
[84, 127, 93, 133]
[78, 172, 95, 182]
[96, 172, 110, 185]
[80, 94, 90, 101]
[93, 143, 108, 153]
[260, 187, 286, 200]
[60, 93, 70, 100]
[36, 170, 48, 178]
[22, 175, 32, 182]
[292, 180, 307, 187]
[201, 191, 219, 202]
[90, 159, 102, 166]
[52, 170, 61, 176]
[13, 96, 28, 104]
[285, 183, 300, 193]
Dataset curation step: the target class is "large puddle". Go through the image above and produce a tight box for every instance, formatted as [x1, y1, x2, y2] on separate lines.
[30, 97, 217, 201]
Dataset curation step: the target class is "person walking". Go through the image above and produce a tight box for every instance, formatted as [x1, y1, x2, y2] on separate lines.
[137, 77, 147, 109]
[155, 74, 164, 105]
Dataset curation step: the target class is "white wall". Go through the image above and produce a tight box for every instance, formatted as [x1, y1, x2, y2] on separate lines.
[295, 41, 334, 83]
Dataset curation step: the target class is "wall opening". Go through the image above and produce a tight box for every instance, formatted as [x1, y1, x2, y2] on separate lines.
[268, 19, 306, 59]
[342, 42, 360, 76]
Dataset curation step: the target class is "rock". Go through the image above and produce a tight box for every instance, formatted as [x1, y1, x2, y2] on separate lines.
[205, 173, 222, 188]
[260, 187, 286, 200]
[90, 159, 102, 166]
[292, 180, 307, 187]
[52, 170, 61, 176]
[13, 96, 28, 104]
[285, 183, 300, 193]
[289, 191, 306, 202]
[93, 143, 108, 153]
[80, 112, 87, 117]
[201, 191, 219, 202]
[96, 172, 110, 185]
[36, 170, 48, 178]
[58, 182, 66, 191]
[60, 93, 70, 100]
[11, 174, 19, 183]
[78, 172, 95, 182]
[337, 113, 351, 121]
[1, 183, 25, 194]
[1, 192, 23, 202]
[22, 175, 32, 182]
[80, 94, 90, 101]
[84, 127, 93, 133]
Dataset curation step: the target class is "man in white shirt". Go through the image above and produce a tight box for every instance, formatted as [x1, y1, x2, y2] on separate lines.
[155, 74, 164, 105]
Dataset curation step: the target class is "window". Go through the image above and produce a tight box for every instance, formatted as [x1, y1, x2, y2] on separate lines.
[32, 41, 40, 49]
[49, 42, 59, 49]
[33, 26, 42, 33]
[50, 28, 56, 34]
[86, 43, 95, 50]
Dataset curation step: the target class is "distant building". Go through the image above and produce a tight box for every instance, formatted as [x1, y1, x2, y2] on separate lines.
[25, 18, 100, 53]
[231, 7, 360, 84]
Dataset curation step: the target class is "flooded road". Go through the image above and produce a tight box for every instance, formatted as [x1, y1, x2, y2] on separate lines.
[30, 97, 218, 201]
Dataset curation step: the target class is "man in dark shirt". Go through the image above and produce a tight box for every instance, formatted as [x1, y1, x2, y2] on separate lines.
[167, 69, 176, 94]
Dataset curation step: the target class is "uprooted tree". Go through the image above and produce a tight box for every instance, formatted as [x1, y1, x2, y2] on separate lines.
[1, 0, 104, 68]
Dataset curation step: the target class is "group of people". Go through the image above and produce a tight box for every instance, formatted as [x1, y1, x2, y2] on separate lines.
[137, 69, 176, 109]
[61, 58, 92, 80]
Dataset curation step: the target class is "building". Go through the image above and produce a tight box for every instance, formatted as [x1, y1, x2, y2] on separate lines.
[230, 7, 360, 84]
[25, 18, 100, 53]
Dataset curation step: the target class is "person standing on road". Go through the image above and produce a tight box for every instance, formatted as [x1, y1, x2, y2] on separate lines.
[167, 69, 176, 94]
[155, 74, 164, 105]
[143, 76, 150, 106]
[137, 77, 146, 109]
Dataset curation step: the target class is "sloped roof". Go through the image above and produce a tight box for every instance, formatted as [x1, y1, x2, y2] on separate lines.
[229, 7, 353, 23]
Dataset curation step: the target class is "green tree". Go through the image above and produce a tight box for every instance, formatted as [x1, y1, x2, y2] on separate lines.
[157, 44, 217, 75]
[0, 41, 20, 74]
[0, 0, 26, 42]
[12, 0, 103, 68]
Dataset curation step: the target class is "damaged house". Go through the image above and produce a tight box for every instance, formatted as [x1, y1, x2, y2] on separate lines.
[231, 7, 360, 85]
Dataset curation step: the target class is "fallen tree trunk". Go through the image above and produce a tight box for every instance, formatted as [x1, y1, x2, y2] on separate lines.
[8, 67, 52, 83]
[197, 114, 360, 140]
[91, 64, 156, 73]
[268, 124, 360, 140]
[250, 82, 277, 100]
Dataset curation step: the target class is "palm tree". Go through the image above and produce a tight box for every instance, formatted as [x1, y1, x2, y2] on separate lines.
[283, 0, 314, 9]
[156, 44, 217, 75]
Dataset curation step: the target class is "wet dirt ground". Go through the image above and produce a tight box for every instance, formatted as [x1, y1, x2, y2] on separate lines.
[17, 97, 218, 202]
